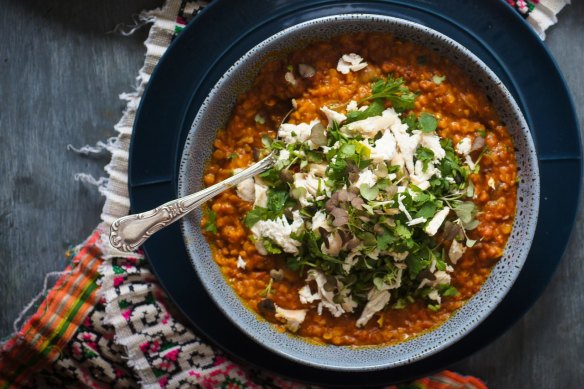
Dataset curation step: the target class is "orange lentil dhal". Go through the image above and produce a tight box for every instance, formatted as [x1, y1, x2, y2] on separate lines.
[200, 33, 517, 346]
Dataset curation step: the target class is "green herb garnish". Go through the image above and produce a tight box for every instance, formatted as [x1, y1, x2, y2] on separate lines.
[345, 99, 385, 123]
[203, 208, 217, 234]
[432, 75, 446, 84]
[418, 112, 438, 133]
[259, 277, 274, 297]
[363, 76, 416, 112]
[415, 147, 435, 171]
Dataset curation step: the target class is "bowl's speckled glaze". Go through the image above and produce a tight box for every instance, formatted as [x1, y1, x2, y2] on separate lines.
[178, 14, 539, 371]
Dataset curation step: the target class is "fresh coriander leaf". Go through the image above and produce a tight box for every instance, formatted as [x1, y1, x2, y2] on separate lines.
[404, 113, 417, 133]
[432, 75, 446, 84]
[267, 188, 289, 213]
[476, 128, 487, 137]
[360, 184, 379, 201]
[338, 143, 356, 158]
[375, 178, 390, 190]
[327, 158, 348, 182]
[358, 158, 372, 170]
[453, 201, 477, 224]
[243, 207, 272, 228]
[270, 140, 286, 150]
[203, 209, 217, 233]
[415, 202, 437, 219]
[304, 231, 320, 255]
[441, 285, 459, 297]
[327, 121, 348, 145]
[412, 192, 430, 203]
[435, 259, 447, 271]
[263, 239, 282, 254]
[258, 168, 279, 183]
[464, 219, 480, 231]
[227, 153, 238, 160]
[428, 304, 441, 312]
[354, 141, 371, 160]
[418, 112, 438, 133]
[365, 76, 416, 112]
[395, 224, 412, 240]
[377, 230, 397, 251]
[416, 147, 435, 163]
[345, 99, 385, 123]
[262, 135, 285, 152]
[415, 146, 435, 171]
[437, 138, 465, 180]
[430, 178, 446, 191]
[406, 253, 430, 279]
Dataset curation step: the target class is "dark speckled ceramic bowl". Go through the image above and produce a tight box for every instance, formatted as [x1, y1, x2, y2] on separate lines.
[178, 14, 539, 371]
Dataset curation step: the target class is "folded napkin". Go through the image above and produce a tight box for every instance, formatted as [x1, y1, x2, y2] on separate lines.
[507, 0, 571, 38]
[0, 0, 569, 388]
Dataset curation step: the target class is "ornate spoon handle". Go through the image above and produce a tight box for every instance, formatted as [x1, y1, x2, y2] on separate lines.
[109, 154, 275, 252]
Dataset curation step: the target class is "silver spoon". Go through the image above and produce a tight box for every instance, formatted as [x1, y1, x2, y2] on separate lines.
[109, 153, 275, 252]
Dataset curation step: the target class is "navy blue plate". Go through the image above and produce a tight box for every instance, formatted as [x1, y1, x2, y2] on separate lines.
[129, 0, 581, 386]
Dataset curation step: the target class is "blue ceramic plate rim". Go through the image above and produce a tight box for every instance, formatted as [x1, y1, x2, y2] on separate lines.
[177, 14, 539, 371]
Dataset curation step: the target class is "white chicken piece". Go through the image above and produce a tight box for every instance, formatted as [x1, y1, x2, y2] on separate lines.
[336, 53, 368, 74]
[236, 177, 255, 202]
[275, 305, 307, 333]
[356, 289, 390, 328]
[321, 106, 347, 128]
[344, 108, 399, 138]
[448, 239, 466, 264]
[424, 207, 450, 236]
[250, 211, 303, 255]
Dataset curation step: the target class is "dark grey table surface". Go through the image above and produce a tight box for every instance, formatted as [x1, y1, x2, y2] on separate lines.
[1, 0, 583, 387]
